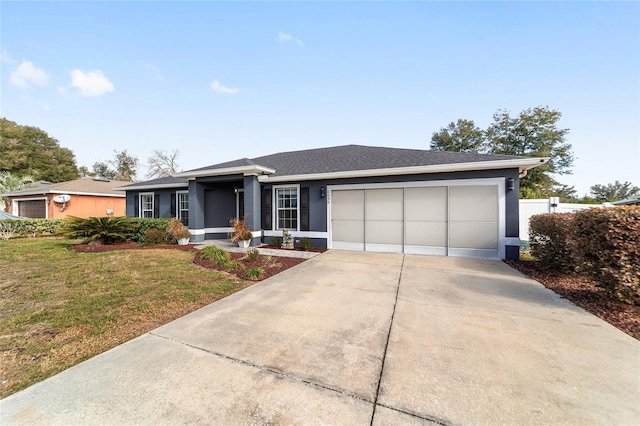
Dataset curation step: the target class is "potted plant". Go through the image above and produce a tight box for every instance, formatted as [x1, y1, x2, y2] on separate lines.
[229, 216, 252, 248]
[167, 218, 191, 245]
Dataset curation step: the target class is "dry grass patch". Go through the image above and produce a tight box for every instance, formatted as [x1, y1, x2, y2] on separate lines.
[0, 237, 253, 398]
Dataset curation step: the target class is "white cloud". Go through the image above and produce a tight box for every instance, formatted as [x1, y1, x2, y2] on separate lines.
[10, 61, 50, 88]
[1, 49, 16, 64]
[278, 32, 304, 47]
[210, 80, 239, 95]
[69, 69, 114, 97]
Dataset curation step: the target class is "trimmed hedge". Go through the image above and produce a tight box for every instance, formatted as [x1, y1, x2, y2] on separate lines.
[0, 217, 173, 242]
[529, 213, 576, 273]
[573, 206, 640, 305]
[0, 219, 65, 239]
[529, 206, 640, 305]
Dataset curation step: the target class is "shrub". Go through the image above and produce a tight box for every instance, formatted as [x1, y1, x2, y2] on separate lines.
[300, 237, 312, 251]
[529, 213, 577, 273]
[229, 216, 252, 243]
[225, 261, 244, 271]
[128, 218, 172, 243]
[245, 267, 263, 280]
[58, 216, 136, 244]
[144, 229, 170, 245]
[573, 206, 640, 305]
[200, 246, 231, 265]
[246, 248, 260, 262]
[270, 236, 281, 248]
[167, 218, 190, 242]
[0, 219, 65, 239]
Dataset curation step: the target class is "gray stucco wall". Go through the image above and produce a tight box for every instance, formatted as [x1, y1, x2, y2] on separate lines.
[125, 188, 185, 219]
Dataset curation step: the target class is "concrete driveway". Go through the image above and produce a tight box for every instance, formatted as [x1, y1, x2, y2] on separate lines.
[2, 251, 639, 425]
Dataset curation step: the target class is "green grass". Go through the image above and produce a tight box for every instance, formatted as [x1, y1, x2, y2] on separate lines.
[0, 237, 253, 398]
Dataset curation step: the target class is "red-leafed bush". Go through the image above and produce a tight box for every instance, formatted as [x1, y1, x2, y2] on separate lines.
[573, 206, 640, 305]
[529, 213, 577, 273]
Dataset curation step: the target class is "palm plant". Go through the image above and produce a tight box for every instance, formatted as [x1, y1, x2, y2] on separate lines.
[59, 216, 136, 244]
[0, 172, 36, 211]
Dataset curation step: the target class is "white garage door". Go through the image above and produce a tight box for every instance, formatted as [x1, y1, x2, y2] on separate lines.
[331, 184, 500, 259]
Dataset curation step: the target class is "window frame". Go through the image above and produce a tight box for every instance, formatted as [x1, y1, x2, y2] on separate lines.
[273, 184, 300, 231]
[139, 192, 155, 218]
[176, 190, 189, 225]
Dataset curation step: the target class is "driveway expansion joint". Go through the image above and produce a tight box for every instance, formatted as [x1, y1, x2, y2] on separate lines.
[148, 332, 373, 404]
[376, 402, 453, 426]
[370, 254, 405, 426]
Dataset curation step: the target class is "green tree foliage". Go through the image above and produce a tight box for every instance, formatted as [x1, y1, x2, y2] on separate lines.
[486, 107, 573, 197]
[80, 150, 139, 181]
[547, 184, 579, 203]
[0, 118, 79, 182]
[430, 107, 574, 199]
[589, 181, 640, 202]
[430, 119, 485, 153]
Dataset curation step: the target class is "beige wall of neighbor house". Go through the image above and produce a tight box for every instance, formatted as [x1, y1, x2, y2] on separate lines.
[4, 178, 128, 219]
[9, 194, 125, 219]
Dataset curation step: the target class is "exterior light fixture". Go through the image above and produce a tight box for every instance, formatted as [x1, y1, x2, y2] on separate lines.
[507, 178, 515, 191]
[320, 187, 325, 198]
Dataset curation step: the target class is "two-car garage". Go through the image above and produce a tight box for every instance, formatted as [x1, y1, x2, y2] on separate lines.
[329, 179, 504, 259]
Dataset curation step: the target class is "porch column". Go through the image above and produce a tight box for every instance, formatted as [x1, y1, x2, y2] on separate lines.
[243, 175, 262, 246]
[188, 180, 205, 242]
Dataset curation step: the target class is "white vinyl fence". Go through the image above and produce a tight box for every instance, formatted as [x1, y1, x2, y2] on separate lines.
[519, 198, 603, 241]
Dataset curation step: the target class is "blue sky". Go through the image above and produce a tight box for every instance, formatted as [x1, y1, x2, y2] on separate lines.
[1, 1, 638, 196]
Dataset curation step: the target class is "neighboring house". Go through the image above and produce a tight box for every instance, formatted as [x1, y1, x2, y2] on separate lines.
[613, 195, 640, 206]
[3, 178, 129, 219]
[119, 145, 547, 260]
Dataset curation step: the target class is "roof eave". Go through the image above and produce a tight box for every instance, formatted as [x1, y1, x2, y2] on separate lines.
[113, 183, 189, 191]
[257, 157, 549, 183]
[4, 190, 126, 197]
[174, 165, 276, 179]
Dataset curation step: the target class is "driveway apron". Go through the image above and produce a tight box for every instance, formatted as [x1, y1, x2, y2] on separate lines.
[2, 251, 639, 425]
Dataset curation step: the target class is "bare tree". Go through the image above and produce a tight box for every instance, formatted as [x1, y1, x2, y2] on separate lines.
[146, 149, 180, 179]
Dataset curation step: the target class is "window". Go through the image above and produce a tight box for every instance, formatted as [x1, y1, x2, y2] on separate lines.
[275, 186, 298, 230]
[140, 193, 154, 218]
[177, 191, 189, 226]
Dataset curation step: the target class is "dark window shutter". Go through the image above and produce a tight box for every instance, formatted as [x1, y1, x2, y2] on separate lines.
[170, 193, 176, 218]
[262, 188, 272, 230]
[134, 195, 139, 217]
[300, 187, 310, 231]
[154, 193, 160, 218]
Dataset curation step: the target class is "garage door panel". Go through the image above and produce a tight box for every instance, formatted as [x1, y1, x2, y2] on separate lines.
[18, 200, 46, 218]
[449, 186, 497, 222]
[365, 221, 403, 245]
[332, 220, 364, 243]
[405, 221, 447, 247]
[332, 190, 364, 220]
[365, 189, 403, 221]
[450, 222, 498, 250]
[405, 187, 447, 221]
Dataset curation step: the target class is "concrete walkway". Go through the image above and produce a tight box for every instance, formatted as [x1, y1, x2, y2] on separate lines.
[2, 251, 639, 425]
[195, 239, 320, 259]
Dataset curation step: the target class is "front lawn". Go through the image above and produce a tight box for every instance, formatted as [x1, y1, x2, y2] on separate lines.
[0, 238, 253, 398]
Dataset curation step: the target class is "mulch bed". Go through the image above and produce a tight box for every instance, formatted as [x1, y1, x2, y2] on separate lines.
[193, 251, 306, 281]
[505, 260, 640, 340]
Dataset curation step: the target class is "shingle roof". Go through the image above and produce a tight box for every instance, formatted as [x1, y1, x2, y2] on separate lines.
[115, 176, 188, 190]
[4, 178, 130, 197]
[186, 144, 529, 177]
